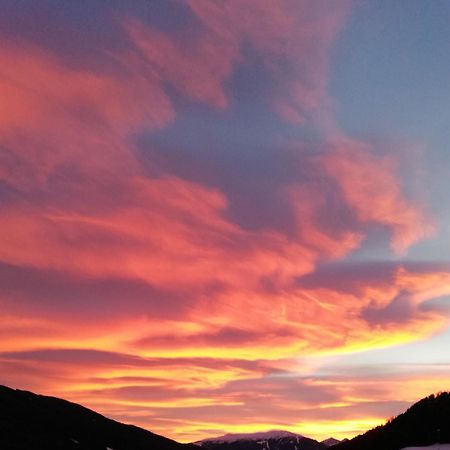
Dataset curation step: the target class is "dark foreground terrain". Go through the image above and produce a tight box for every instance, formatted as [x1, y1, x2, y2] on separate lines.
[0, 384, 194, 450]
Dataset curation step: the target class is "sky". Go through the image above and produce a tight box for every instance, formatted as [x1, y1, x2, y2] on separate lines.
[0, 0, 449, 443]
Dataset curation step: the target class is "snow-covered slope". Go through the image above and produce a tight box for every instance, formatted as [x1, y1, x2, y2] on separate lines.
[401, 445, 450, 450]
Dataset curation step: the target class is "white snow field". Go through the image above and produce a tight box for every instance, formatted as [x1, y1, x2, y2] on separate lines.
[401, 445, 450, 450]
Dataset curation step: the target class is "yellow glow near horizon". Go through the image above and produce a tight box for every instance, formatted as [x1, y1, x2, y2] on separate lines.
[137, 417, 386, 444]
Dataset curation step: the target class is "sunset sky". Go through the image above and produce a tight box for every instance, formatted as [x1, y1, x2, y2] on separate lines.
[1, 0, 450, 443]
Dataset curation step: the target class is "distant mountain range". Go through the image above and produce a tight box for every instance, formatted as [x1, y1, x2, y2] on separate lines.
[196, 429, 332, 450]
[0, 384, 449, 450]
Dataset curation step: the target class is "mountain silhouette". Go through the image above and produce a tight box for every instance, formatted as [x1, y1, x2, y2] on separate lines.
[334, 392, 450, 450]
[0, 384, 194, 450]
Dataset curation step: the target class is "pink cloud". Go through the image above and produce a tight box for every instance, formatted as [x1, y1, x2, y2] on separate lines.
[0, 43, 174, 189]
[124, 19, 238, 109]
[319, 137, 435, 253]
[124, 0, 351, 121]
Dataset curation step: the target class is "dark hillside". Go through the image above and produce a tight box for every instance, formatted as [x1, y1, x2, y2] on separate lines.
[0, 384, 194, 450]
[334, 392, 450, 450]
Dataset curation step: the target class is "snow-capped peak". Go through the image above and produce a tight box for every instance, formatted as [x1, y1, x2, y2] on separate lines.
[196, 430, 303, 445]
[321, 437, 341, 447]
[197, 430, 303, 445]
